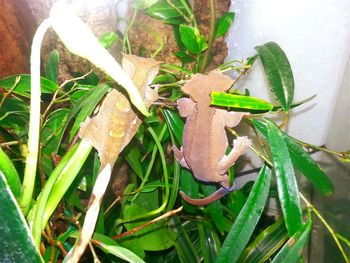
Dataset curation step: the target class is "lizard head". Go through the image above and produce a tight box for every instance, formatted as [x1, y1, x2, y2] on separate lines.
[181, 71, 234, 104]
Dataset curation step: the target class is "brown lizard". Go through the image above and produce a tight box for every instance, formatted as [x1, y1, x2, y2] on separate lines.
[68, 54, 161, 262]
[172, 71, 251, 206]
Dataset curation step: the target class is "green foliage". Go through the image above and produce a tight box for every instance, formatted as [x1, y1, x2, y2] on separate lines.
[255, 42, 294, 112]
[0, 172, 43, 262]
[179, 24, 208, 55]
[215, 12, 235, 38]
[0, 1, 346, 262]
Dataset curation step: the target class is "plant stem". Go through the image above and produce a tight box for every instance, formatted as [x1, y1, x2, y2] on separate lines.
[198, 0, 216, 73]
[20, 19, 51, 215]
[300, 193, 349, 263]
[112, 206, 183, 240]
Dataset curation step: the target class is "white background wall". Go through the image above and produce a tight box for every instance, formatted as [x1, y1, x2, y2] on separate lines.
[226, 0, 350, 147]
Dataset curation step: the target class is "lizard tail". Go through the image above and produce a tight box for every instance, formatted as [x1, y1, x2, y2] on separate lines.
[180, 175, 254, 206]
[180, 187, 230, 206]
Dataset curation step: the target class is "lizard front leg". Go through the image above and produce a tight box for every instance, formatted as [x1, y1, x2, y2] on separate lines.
[171, 145, 190, 169]
[218, 136, 251, 176]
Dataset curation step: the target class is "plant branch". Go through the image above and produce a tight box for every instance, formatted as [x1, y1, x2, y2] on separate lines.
[300, 193, 349, 263]
[198, 0, 216, 73]
[112, 206, 183, 240]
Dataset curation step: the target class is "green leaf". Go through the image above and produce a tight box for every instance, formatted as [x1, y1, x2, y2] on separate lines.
[171, 216, 200, 263]
[215, 12, 235, 38]
[272, 220, 312, 263]
[198, 223, 219, 263]
[45, 49, 59, 83]
[0, 147, 21, 198]
[211, 92, 273, 112]
[0, 172, 43, 263]
[98, 32, 119, 48]
[179, 24, 208, 55]
[216, 165, 271, 263]
[255, 42, 294, 112]
[41, 108, 70, 174]
[0, 95, 29, 138]
[266, 120, 302, 236]
[283, 135, 334, 195]
[0, 74, 59, 97]
[125, 147, 144, 180]
[123, 191, 177, 251]
[251, 118, 334, 195]
[93, 233, 145, 263]
[174, 51, 196, 64]
[239, 218, 288, 263]
[202, 184, 231, 233]
[68, 84, 110, 143]
[133, 0, 159, 9]
[162, 108, 184, 144]
[146, 0, 186, 20]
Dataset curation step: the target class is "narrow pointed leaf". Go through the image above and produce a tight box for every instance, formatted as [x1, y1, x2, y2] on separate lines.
[255, 42, 294, 112]
[0, 172, 43, 262]
[238, 218, 288, 263]
[211, 92, 273, 112]
[45, 49, 59, 83]
[162, 108, 184, 144]
[266, 120, 302, 236]
[272, 220, 312, 263]
[0, 147, 21, 198]
[172, 216, 200, 263]
[216, 165, 271, 263]
[251, 118, 334, 195]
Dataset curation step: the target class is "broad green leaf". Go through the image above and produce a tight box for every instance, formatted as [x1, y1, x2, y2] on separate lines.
[123, 191, 177, 251]
[267, 120, 302, 236]
[0, 147, 21, 198]
[93, 233, 145, 263]
[216, 165, 271, 263]
[211, 92, 273, 112]
[171, 216, 200, 263]
[174, 51, 196, 64]
[98, 32, 119, 48]
[0, 74, 59, 97]
[162, 108, 184, 144]
[133, 0, 159, 9]
[45, 49, 59, 83]
[251, 118, 334, 195]
[215, 12, 235, 38]
[272, 220, 312, 263]
[146, 0, 186, 20]
[179, 24, 208, 55]
[0, 172, 43, 263]
[238, 218, 288, 263]
[255, 42, 294, 112]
